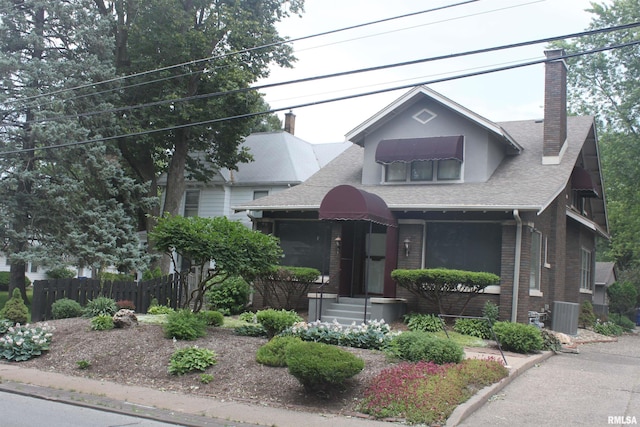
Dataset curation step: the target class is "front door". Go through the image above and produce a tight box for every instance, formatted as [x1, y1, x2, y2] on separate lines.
[338, 222, 386, 297]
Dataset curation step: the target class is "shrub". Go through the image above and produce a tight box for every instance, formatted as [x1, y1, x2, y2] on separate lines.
[609, 313, 636, 332]
[147, 305, 174, 315]
[607, 281, 638, 317]
[0, 323, 54, 361]
[83, 297, 118, 317]
[579, 300, 596, 329]
[256, 336, 302, 367]
[593, 319, 624, 336]
[254, 266, 320, 310]
[168, 346, 217, 375]
[284, 319, 397, 350]
[482, 300, 499, 325]
[76, 360, 91, 369]
[46, 267, 76, 279]
[0, 288, 29, 324]
[197, 310, 224, 327]
[234, 324, 268, 337]
[205, 276, 251, 315]
[256, 309, 302, 338]
[285, 340, 364, 394]
[164, 310, 207, 340]
[493, 321, 543, 353]
[0, 272, 30, 291]
[116, 300, 136, 311]
[390, 331, 464, 364]
[90, 315, 114, 331]
[51, 298, 83, 319]
[453, 318, 491, 339]
[98, 272, 135, 282]
[404, 313, 442, 332]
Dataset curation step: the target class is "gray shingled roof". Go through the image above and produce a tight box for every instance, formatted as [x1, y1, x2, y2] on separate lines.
[234, 116, 595, 213]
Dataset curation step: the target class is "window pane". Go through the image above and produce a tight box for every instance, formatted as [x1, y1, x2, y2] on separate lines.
[425, 223, 501, 275]
[184, 190, 199, 217]
[530, 232, 541, 290]
[385, 163, 407, 182]
[276, 221, 331, 275]
[253, 190, 268, 200]
[437, 159, 461, 180]
[411, 160, 433, 181]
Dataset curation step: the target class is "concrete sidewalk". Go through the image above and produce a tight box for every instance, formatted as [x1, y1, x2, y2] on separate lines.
[0, 346, 551, 427]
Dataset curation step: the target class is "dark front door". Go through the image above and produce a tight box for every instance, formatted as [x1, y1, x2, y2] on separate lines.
[338, 222, 386, 297]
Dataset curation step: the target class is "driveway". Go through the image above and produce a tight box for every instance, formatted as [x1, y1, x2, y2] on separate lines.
[458, 333, 640, 426]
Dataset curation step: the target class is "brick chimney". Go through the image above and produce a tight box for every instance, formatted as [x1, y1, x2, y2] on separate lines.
[542, 49, 568, 165]
[284, 110, 296, 135]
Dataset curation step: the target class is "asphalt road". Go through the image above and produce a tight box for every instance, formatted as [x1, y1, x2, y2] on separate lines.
[458, 333, 640, 426]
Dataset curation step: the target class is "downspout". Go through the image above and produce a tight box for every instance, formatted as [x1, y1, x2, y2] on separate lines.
[512, 210, 522, 322]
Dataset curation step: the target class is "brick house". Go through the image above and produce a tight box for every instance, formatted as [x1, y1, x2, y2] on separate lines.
[235, 49, 608, 327]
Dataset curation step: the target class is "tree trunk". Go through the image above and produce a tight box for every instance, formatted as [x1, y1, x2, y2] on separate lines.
[9, 260, 28, 304]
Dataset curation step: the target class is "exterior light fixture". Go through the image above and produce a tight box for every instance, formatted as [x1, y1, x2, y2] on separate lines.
[404, 238, 411, 257]
[334, 237, 341, 254]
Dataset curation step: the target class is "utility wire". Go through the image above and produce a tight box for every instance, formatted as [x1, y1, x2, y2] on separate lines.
[25, 22, 640, 125]
[8, 0, 479, 107]
[2, 39, 638, 157]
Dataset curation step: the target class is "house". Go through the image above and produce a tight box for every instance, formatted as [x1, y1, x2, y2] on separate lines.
[594, 261, 617, 316]
[234, 49, 609, 329]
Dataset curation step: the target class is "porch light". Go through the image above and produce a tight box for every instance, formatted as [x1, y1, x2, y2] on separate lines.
[404, 238, 411, 257]
[334, 237, 341, 254]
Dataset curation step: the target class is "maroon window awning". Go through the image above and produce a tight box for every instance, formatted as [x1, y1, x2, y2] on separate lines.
[572, 166, 598, 198]
[319, 185, 396, 227]
[375, 135, 464, 164]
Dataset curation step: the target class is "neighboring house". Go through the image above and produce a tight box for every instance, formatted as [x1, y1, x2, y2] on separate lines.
[235, 49, 609, 328]
[594, 261, 617, 316]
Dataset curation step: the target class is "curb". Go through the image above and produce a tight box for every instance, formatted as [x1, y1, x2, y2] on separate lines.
[445, 350, 554, 426]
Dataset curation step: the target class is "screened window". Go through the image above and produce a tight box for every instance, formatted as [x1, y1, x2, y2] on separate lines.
[385, 163, 407, 182]
[529, 231, 541, 291]
[411, 160, 433, 181]
[437, 159, 461, 180]
[275, 221, 331, 275]
[385, 159, 461, 183]
[425, 222, 501, 275]
[580, 248, 592, 291]
[184, 190, 200, 217]
[253, 190, 268, 200]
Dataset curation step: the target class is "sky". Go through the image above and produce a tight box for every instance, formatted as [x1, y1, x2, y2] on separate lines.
[257, 0, 604, 143]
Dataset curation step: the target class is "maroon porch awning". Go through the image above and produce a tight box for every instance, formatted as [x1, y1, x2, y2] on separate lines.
[375, 135, 464, 164]
[319, 185, 396, 227]
[572, 166, 598, 198]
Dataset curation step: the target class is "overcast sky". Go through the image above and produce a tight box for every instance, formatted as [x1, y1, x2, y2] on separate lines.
[258, 0, 604, 143]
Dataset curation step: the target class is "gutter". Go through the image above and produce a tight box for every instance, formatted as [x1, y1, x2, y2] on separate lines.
[512, 209, 523, 323]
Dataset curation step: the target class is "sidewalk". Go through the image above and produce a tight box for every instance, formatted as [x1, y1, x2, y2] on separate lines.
[0, 346, 551, 427]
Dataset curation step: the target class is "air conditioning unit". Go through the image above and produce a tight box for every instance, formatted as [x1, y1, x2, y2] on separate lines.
[552, 301, 579, 335]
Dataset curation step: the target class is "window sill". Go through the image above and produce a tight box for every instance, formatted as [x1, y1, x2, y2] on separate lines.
[580, 288, 593, 295]
[529, 289, 543, 297]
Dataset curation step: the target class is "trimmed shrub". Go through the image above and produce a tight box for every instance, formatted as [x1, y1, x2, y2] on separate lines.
[256, 309, 302, 338]
[197, 310, 224, 326]
[579, 300, 596, 329]
[83, 297, 118, 317]
[51, 298, 83, 319]
[168, 346, 217, 375]
[234, 324, 268, 337]
[98, 272, 135, 282]
[205, 276, 251, 315]
[453, 318, 491, 339]
[90, 314, 114, 331]
[147, 305, 174, 315]
[404, 313, 442, 332]
[164, 310, 207, 340]
[493, 321, 543, 353]
[256, 336, 302, 367]
[254, 266, 320, 310]
[0, 272, 31, 292]
[390, 331, 464, 364]
[285, 341, 364, 394]
[0, 288, 29, 324]
[45, 267, 76, 279]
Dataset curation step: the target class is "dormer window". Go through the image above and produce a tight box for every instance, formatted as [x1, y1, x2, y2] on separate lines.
[376, 136, 463, 183]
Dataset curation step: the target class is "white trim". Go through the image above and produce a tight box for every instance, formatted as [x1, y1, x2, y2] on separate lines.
[541, 138, 569, 165]
[482, 285, 501, 295]
[529, 289, 544, 297]
[566, 209, 609, 238]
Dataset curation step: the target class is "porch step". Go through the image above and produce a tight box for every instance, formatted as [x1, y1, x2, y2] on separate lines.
[320, 298, 372, 326]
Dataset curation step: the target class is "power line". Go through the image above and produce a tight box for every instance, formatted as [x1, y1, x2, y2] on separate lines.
[2, 39, 638, 157]
[8, 0, 479, 108]
[26, 22, 640, 125]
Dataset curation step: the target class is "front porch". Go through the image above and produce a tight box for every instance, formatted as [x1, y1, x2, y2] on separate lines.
[308, 294, 406, 326]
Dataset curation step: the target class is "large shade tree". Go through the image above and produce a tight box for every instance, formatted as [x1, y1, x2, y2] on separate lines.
[554, 0, 640, 272]
[0, 0, 153, 297]
[93, 0, 304, 270]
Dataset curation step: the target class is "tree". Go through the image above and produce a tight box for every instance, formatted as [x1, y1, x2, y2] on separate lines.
[0, 0, 152, 298]
[607, 281, 638, 317]
[94, 0, 303, 270]
[149, 215, 282, 312]
[552, 1, 640, 271]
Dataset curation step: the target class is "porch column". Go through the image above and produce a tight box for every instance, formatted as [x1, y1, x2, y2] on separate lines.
[383, 226, 398, 297]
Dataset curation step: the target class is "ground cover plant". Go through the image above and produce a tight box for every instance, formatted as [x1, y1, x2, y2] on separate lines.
[359, 358, 509, 424]
[168, 346, 217, 375]
[283, 319, 397, 350]
[0, 323, 54, 361]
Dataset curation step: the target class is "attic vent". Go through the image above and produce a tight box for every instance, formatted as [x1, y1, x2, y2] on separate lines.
[413, 108, 437, 124]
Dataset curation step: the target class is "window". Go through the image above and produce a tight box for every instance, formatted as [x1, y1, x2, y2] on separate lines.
[529, 231, 542, 291]
[580, 248, 592, 291]
[183, 190, 199, 217]
[275, 221, 331, 275]
[425, 222, 502, 275]
[385, 159, 461, 183]
[30, 263, 38, 273]
[253, 190, 268, 200]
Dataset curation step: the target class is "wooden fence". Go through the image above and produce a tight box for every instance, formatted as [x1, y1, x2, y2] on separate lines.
[31, 275, 181, 322]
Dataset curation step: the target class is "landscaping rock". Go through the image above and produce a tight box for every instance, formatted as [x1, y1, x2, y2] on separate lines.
[113, 309, 138, 328]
